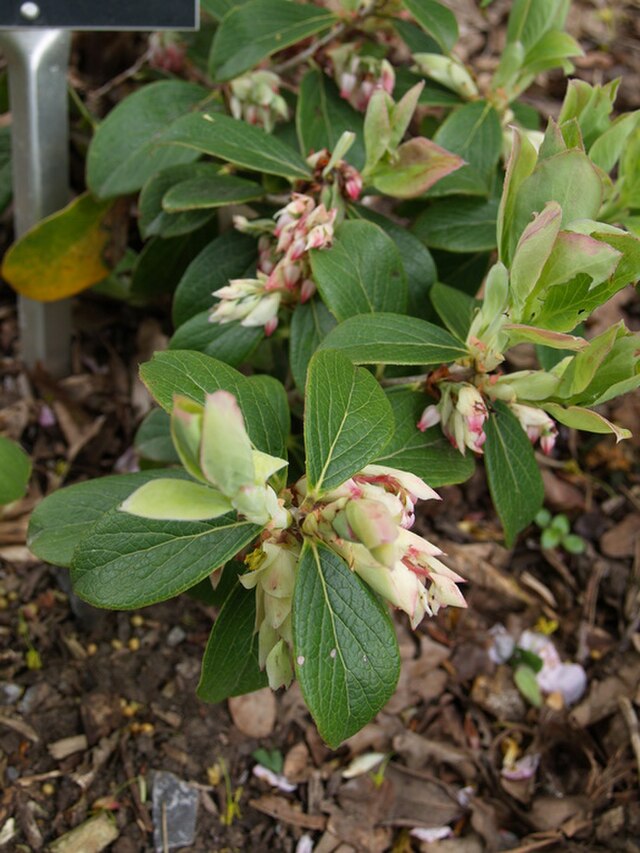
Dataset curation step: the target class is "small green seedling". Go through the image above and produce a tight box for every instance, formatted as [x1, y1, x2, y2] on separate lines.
[535, 509, 585, 554]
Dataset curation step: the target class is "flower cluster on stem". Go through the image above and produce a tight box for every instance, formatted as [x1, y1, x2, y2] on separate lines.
[210, 193, 336, 335]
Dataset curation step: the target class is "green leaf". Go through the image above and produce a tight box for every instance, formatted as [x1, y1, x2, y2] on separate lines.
[413, 197, 499, 252]
[209, 0, 337, 81]
[319, 313, 467, 365]
[0, 437, 31, 505]
[201, 0, 251, 21]
[121, 479, 232, 521]
[160, 112, 312, 180]
[349, 206, 436, 321]
[514, 664, 542, 708]
[310, 221, 407, 321]
[170, 312, 263, 365]
[27, 470, 190, 567]
[163, 173, 264, 212]
[70, 510, 261, 609]
[484, 400, 544, 546]
[198, 580, 268, 701]
[290, 299, 337, 391]
[305, 350, 394, 494]
[296, 69, 365, 169]
[172, 231, 257, 327]
[542, 402, 631, 441]
[393, 18, 441, 55]
[430, 282, 480, 342]
[401, 0, 458, 53]
[130, 226, 214, 299]
[431, 101, 502, 195]
[562, 533, 585, 555]
[139, 163, 221, 239]
[375, 389, 475, 486]
[140, 350, 289, 458]
[510, 150, 603, 257]
[134, 408, 180, 464]
[293, 541, 400, 748]
[87, 81, 207, 199]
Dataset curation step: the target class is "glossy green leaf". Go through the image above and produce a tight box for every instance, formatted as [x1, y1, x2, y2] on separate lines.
[319, 313, 467, 365]
[431, 100, 502, 195]
[28, 470, 190, 567]
[87, 81, 207, 199]
[172, 231, 257, 327]
[310, 221, 407, 321]
[375, 389, 475, 486]
[349, 206, 436, 321]
[514, 664, 542, 708]
[542, 402, 631, 441]
[510, 150, 603, 257]
[70, 509, 261, 609]
[160, 111, 312, 180]
[197, 580, 267, 701]
[293, 541, 400, 748]
[290, 299, 337, 391]
[401, 0, 458, 53]
[296, 69, 365, 168]
[209, 0, 336, 81]
[163, 173, 264, 211]
[139, 163, 221, 239]
[141, 350, 289, 458]
[304, 350, 393, 494]
[131, 225, 214, 298]
[134, 408, 180, 464]
[413, 197, 499, 252]
[484, 400, 544, 546]
[429, 282, 480, 342]
[170, 312, 263, 365]
[0, 437, 31, 505]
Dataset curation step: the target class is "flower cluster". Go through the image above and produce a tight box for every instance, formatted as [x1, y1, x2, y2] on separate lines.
[228, 70, 289, 133]
[295, 465, 467, 628]
[306, 148, 363, 204]
[508, 403, 558, 455]
[329, 43, 395, 111]
[418, 383, 488, 455]
[148, 33, 186, 74]
[210, 194, 336, 335]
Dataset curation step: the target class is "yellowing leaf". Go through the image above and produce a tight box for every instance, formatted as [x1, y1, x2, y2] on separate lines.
[2, 193, 116, 301]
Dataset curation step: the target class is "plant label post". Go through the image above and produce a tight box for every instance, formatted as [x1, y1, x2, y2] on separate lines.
[0, 1, 198, 377]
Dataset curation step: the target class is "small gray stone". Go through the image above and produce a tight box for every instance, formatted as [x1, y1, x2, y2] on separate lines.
[0, 683, 23, 705]
[152, 771, 198, 852]
[166, 626, 186, 648]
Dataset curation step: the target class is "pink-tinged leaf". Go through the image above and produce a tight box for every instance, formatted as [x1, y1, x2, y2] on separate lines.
[504, 324, 588, 350]
[510, 201, 562, 314]
[542, 402, 631, 442]
[535, 230, 622, 294]
[370, 138, 465, 199]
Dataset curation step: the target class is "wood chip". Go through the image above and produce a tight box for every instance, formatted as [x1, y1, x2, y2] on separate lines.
[48, 735, 88, 760]
[249, 794, 327, 831]
[49, 812, 119, 853]
[0, 714, 39, 742]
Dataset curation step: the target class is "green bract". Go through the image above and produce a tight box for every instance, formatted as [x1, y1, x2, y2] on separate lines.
[17, 0, 640, 746]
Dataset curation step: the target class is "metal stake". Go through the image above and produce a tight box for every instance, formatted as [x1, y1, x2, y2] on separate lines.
[0, 29, 71, 377]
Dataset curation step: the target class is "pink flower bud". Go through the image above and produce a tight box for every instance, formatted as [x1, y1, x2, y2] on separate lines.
[417, 405, 441, 432]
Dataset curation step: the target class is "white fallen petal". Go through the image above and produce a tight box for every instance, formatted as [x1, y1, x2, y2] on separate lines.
[341, 751, 386, 779]
[410, 826, 453, 842]
[252, 764, 297, 792]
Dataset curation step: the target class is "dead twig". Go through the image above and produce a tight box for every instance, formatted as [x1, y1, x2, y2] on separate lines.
[618, 696, 640, 784]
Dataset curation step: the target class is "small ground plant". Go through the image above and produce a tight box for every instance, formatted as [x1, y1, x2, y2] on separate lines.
[7, 0, 640, 745]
